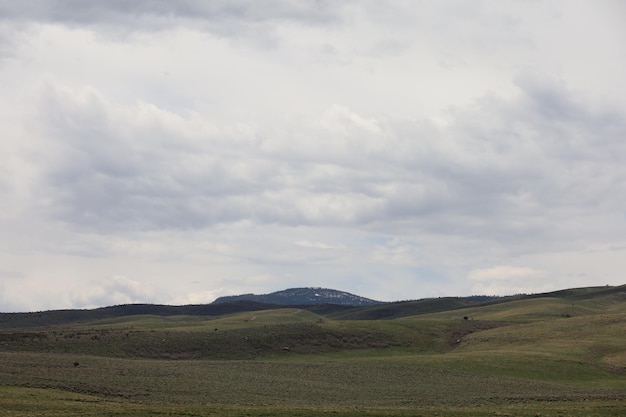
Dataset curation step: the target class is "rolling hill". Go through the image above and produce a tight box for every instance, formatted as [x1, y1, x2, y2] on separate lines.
[1, 283, 625, 415]
[212, 287, 382, 306]
[2, 284, 624, 328]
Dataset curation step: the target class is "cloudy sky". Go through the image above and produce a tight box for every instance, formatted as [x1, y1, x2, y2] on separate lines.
[1, 1, 625, 312]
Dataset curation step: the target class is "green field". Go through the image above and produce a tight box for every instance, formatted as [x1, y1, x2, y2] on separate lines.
[1, 285, 625, 416]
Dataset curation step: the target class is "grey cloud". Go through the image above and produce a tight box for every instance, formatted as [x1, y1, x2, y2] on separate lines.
[0, 0, 344, 36]
[0, 1, 348, 53]
[33, 73, 626, 253]
[35, 85, 300, 230]
[371, 80, 626, 246]
[515, 74, 584, 121]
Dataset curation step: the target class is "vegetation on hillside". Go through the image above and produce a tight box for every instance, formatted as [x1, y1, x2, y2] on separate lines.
[0, 284, 625, 416]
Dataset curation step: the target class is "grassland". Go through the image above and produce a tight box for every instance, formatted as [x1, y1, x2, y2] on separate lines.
[1, 285, 625, 416]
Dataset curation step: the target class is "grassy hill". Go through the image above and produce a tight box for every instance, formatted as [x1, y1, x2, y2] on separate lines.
[0, 284, 625, 416]
[1, 284, 625, 360]
[0, 300, 290, 329]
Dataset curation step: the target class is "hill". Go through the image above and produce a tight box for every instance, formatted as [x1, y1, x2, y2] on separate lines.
[212, 287, 382, 306]
[0, 300, 285, 329]
[0, 284, 624, 329]
[1, 283, 625, 415]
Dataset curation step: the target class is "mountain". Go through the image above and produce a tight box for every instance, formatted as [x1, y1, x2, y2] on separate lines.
[212, 287, 382, 306]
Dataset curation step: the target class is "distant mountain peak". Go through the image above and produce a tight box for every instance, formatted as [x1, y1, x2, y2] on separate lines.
[212, 287, 382, 307]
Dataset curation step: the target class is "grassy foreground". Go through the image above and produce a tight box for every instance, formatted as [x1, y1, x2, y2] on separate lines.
[1, 385, 624, 417]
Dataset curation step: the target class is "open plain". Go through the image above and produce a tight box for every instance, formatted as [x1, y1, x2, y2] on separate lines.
[1, 285, 625, 416]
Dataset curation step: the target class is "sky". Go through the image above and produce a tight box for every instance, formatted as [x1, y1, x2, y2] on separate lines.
[1, 1, 625, 312]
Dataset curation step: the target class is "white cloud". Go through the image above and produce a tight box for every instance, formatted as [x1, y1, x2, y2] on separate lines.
[467, 266, 547, 296]
[169, 290, 222, 306]
[69, 275, 156, 308]
[294, 240, 343, 250]
[468, 265, 544, 282]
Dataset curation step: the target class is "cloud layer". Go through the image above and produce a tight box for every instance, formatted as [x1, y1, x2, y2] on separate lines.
[1, 1, 625, 311]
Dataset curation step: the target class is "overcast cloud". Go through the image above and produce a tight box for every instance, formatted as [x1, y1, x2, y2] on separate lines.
[1, 0, 625, 312]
